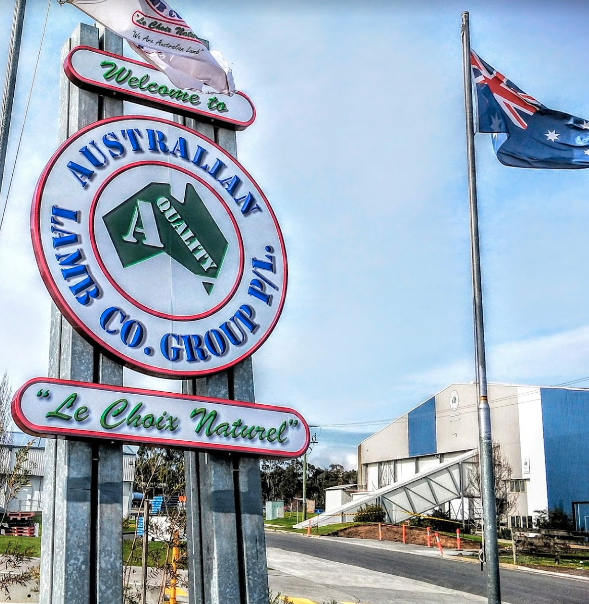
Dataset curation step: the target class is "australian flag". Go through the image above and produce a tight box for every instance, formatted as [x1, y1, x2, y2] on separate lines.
[471, 50, 589, 169]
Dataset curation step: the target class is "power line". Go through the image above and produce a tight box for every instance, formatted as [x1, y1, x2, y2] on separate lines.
[310, 375, 589, 429]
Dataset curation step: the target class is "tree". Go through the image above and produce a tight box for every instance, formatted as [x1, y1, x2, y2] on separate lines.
[0, 372, 13, 504]
[260, 459, 357, 509]
[0, 372, 33, 515]
[260, 459, 302, 504]
[125, 445, 186, 604]
[133, 445, 185, 500]
[0, 373, 39, 596]
[465, 441, 517, 525]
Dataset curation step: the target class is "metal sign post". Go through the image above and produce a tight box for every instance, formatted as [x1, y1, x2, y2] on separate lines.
[182, 111, 271, 602]
[41, 23, 124, 604]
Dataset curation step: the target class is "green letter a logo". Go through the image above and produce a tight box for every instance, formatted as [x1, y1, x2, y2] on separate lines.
[103, 182, 229, 295]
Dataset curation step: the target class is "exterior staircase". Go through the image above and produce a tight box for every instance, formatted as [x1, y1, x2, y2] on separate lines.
[294, 449, 478, 529]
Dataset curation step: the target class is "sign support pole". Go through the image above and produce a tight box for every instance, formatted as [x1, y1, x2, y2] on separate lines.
[94, 25, 125, 604]
[41, 23, 124, 604]
[183, 362, 268, 604]
[40, 22, 271, 604]
[182, 122, 269, 604]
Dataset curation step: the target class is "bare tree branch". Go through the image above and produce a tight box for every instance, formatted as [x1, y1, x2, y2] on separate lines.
[465, 441, 517, 524]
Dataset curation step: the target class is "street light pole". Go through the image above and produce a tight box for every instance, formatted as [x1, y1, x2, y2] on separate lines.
[0, 0, 27, 200]
[302, 452, 308, 521]
[302, 432, 318, 521]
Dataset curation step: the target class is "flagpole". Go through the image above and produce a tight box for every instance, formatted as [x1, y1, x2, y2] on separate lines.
[0, 0, 26, 201]
[461, 12, 501, 604]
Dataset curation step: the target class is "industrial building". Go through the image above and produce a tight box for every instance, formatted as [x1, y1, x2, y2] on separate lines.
[0, 432, 137, 515]
[357, 383, 589, 531]
[300, 383, 589, 532]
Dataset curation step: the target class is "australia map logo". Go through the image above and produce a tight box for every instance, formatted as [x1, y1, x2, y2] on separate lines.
[102, 182, 228, 296]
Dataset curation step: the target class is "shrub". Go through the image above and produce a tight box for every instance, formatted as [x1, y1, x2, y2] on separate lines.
[534, 508, 574, 531]
[408, 508, 456, 533]
[353, 504, 386, 523]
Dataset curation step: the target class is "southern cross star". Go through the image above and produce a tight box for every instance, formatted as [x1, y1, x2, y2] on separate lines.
[581, 121, 589, 129]
[545, 130, 560, 142]
[584, 149, 589, 155]
[490, 114, 503, 131]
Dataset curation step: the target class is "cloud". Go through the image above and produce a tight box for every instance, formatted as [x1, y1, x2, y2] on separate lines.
[309, 443, 358, 471]
[409, 324, 589, 395]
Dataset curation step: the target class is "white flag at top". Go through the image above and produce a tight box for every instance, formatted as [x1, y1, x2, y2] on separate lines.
[64, 0, 235, 94]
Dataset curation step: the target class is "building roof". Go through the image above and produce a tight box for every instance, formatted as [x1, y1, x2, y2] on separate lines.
[358, 381, 589, 445]
[4, 431, 138, 455]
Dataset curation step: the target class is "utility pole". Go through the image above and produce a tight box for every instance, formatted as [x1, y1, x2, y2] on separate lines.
[302, 431, 318, 521]
[0, 0, 26, 200]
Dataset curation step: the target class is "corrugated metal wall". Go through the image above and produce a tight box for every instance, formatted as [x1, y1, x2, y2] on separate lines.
[408, 397, 436, 457]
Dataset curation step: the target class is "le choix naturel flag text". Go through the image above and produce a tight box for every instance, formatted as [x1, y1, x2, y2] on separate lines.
[64, 0, 235, 94]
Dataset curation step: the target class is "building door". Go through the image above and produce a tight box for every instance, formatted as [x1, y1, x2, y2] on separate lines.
[572, 501, 589, 532]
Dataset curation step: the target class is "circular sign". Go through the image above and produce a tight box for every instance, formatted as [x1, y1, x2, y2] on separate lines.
[450, 390, 460, 411]
[32, 116, 287, 377]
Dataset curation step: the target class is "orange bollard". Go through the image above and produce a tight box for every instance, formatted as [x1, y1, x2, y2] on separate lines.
[307, 520, 311, 536]
[378, 523, 383, 541]
[402, 523, 406, 544]
[426, 526, 431, 547]
[170, 530, 179, 604]
[456, 528, 461, 550]
[434, 531, 444, 556]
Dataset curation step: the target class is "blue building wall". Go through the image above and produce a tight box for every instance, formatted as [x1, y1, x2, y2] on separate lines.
[408, 397, 436, 457]
[540, 388, 589, 514]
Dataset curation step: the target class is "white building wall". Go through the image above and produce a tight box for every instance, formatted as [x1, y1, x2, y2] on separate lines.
[325, 489, 352, 512]
[359, 418, 408, 465]
[7, 476, 43, 512]
[416, 455, 441, 475]
[397, 459, 415, 483]
[517, 386, 548, 517]
[435, 384, 479, 454]
[123, 481, 133, 516]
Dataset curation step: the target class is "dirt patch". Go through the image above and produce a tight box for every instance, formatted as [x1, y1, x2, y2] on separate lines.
[332, 524, 479, 550]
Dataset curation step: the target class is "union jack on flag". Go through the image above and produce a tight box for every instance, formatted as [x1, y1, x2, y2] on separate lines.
[471, 51, 589, 169]
[470, 51, 542, 131]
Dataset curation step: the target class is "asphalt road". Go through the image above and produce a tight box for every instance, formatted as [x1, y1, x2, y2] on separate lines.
[266, 532, 589, 604]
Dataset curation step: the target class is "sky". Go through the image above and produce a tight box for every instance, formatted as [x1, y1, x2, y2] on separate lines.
[2, 0, 589, 469]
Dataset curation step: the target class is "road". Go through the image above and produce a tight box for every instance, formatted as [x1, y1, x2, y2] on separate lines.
[266, 531, 589, 604]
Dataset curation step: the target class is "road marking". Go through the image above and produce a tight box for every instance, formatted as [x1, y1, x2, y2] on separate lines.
[280, 599, 369, 604]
